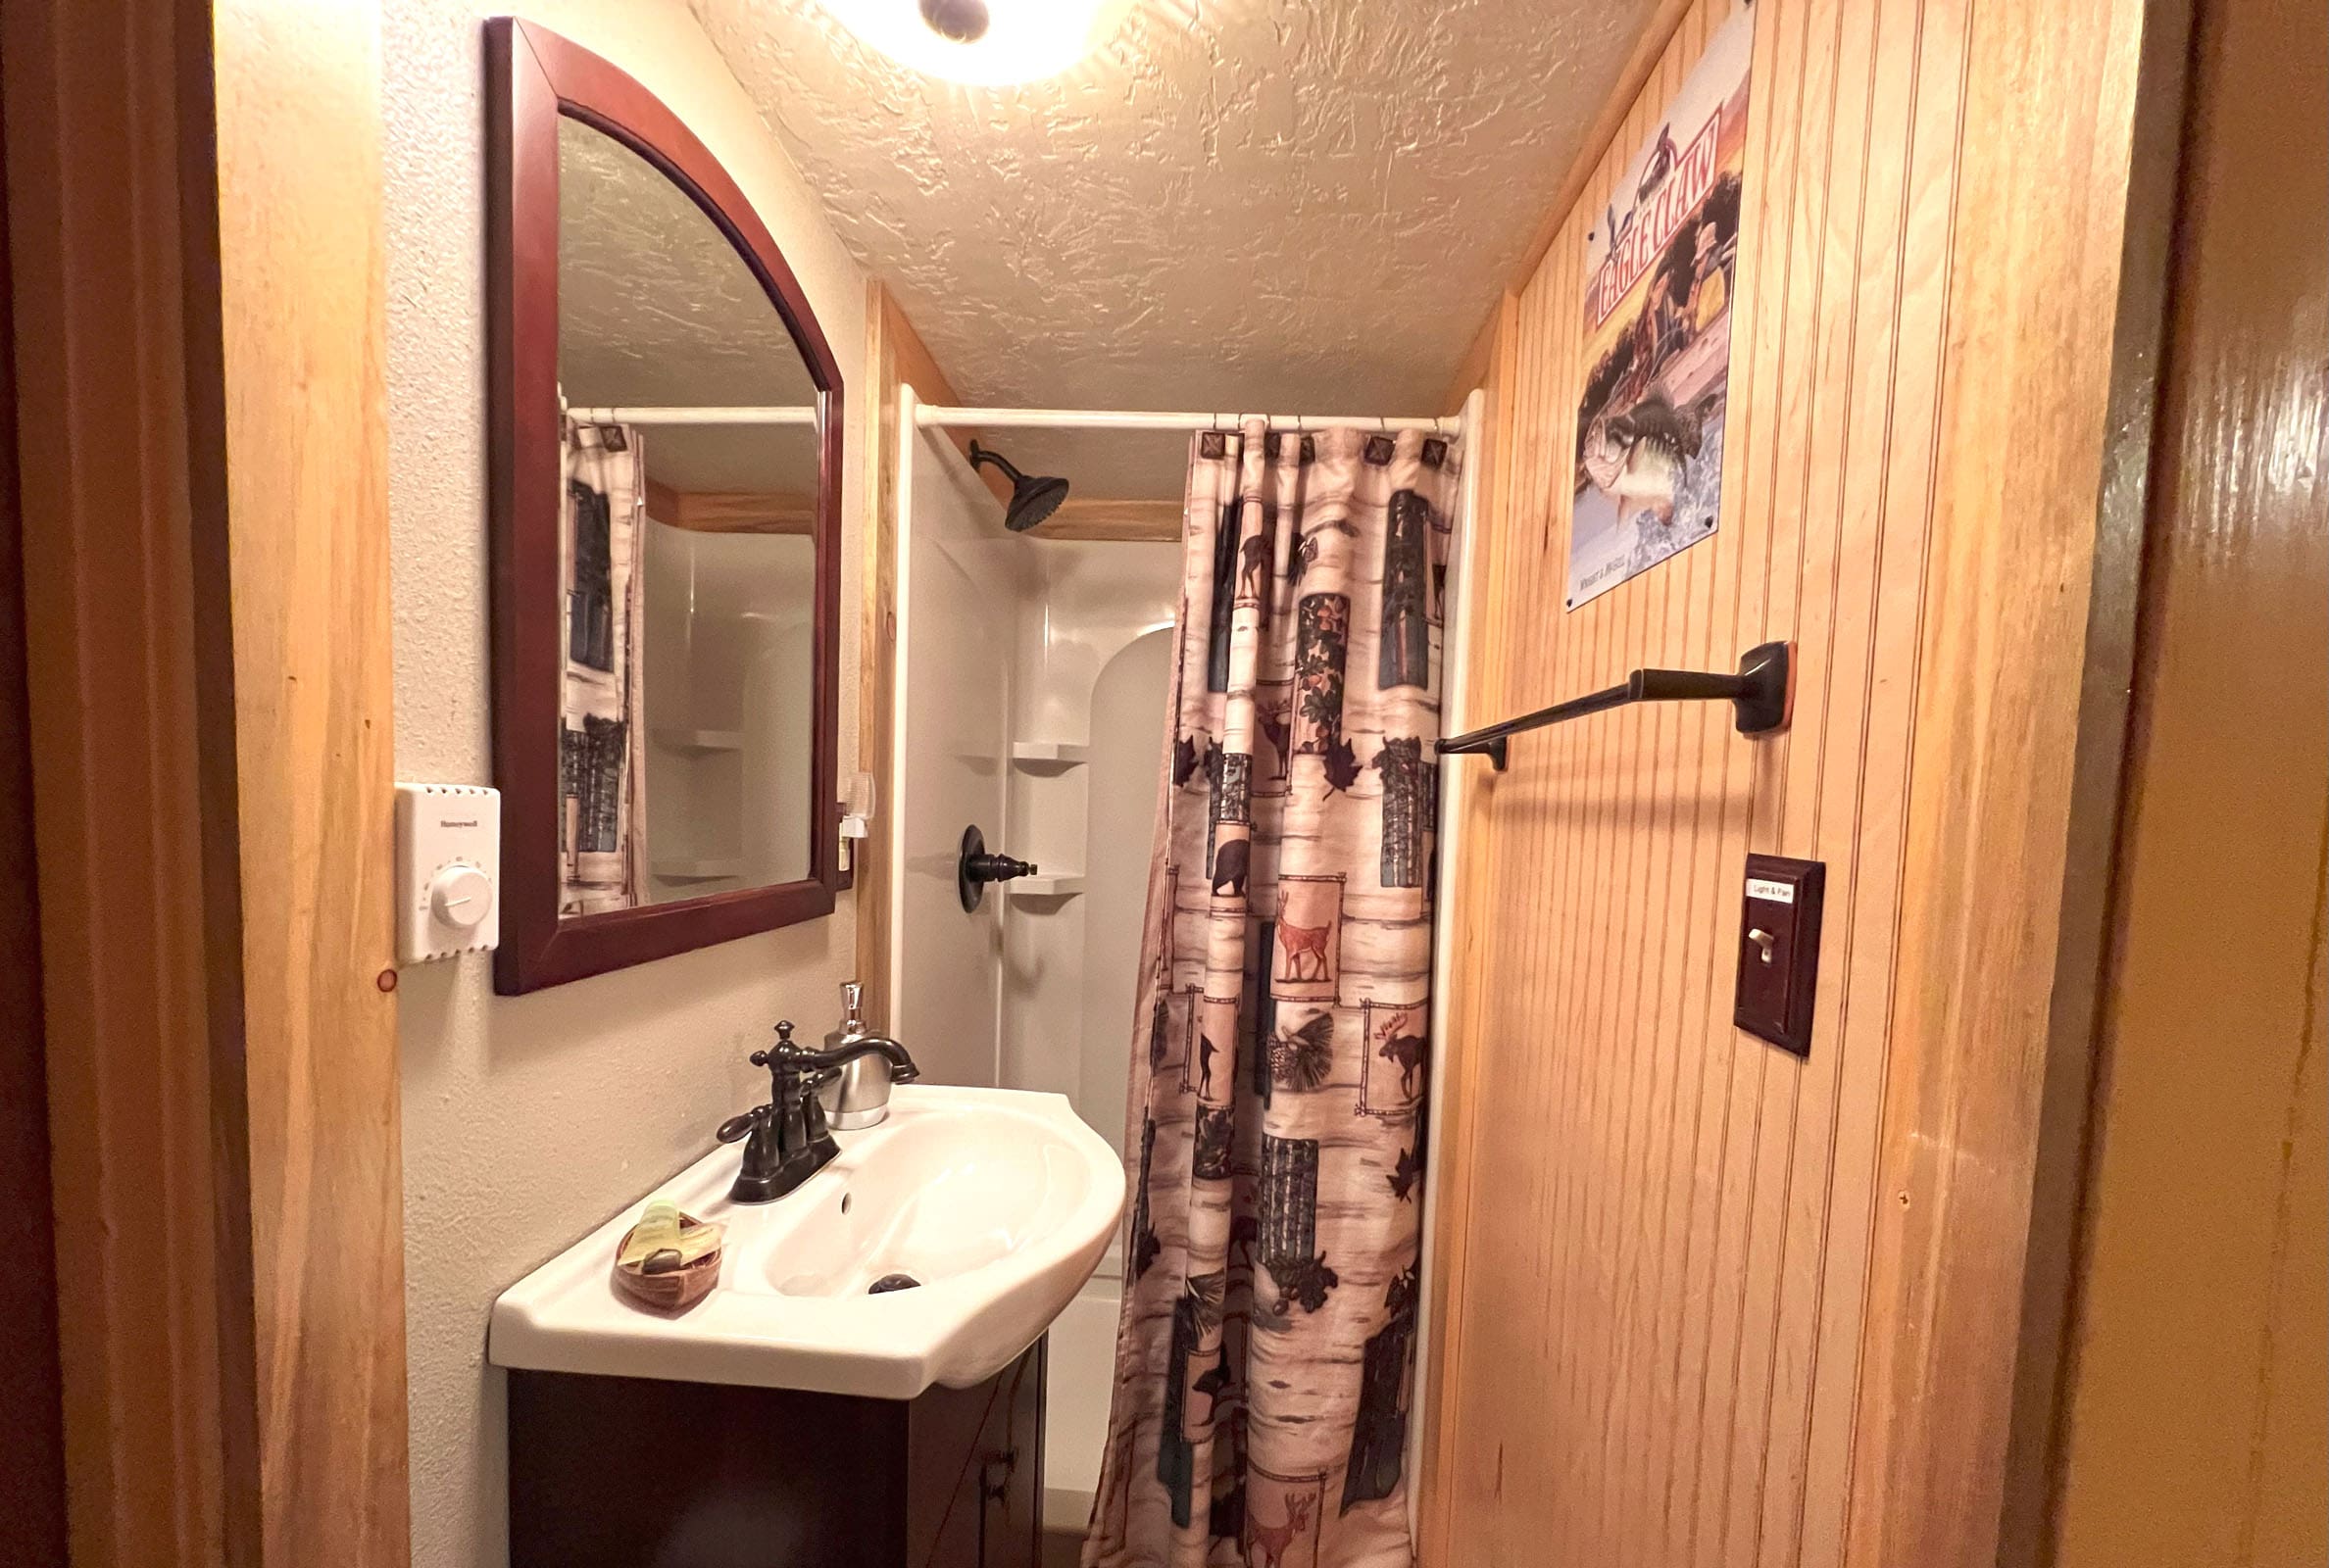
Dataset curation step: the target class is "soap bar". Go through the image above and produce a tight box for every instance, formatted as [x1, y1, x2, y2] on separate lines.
[612, 1201, 723, 1311]
[617, 1199, 723, 1274]
[617, 1199, 682, 1271]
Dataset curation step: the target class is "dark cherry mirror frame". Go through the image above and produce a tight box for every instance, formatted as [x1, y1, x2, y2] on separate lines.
[485, 18, 843, 995]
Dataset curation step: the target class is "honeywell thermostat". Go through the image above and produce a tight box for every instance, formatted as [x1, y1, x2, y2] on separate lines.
[394, 783, 501, 964]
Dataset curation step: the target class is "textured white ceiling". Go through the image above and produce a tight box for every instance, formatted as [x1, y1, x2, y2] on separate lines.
[560, 115, 822, 493]
[689, 0, 1658, 498]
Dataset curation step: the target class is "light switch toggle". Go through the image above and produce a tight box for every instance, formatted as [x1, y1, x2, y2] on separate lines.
[1747, 927, 1776, 964]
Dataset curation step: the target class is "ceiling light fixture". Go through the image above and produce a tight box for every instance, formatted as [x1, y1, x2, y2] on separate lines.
[817, 0, 1133, 87]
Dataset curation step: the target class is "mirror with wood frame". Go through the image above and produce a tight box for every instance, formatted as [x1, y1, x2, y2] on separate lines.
[486, 19, 842, 994]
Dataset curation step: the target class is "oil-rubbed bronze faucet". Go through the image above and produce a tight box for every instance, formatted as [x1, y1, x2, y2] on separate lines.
[715, 1021, 920, 1202]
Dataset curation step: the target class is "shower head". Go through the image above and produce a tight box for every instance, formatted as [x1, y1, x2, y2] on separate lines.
[967, 441, 1070, 532]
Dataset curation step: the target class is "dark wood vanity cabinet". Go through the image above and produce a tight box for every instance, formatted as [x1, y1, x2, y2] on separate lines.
[508, 1339, 1045, 1568]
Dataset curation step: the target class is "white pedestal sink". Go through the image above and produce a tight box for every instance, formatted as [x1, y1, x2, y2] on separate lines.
[489, 1085, 1125, 1399]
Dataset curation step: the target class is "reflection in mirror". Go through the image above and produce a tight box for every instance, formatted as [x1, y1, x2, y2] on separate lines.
[553, 114, 821, 914]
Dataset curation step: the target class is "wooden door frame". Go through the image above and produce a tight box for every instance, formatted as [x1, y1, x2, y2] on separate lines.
[1990, 0, 2200, 1557]
[0, 64, 71, 1568]
[2039, 0, 2329, 1554]
[4, 0, 409, 1563]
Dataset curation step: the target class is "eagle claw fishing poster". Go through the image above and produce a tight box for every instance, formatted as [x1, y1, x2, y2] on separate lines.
[1568, 2, 1754, 610]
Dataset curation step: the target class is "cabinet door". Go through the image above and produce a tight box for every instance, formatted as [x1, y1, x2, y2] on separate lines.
[977, 1341, 1046, 1568]
[906, 1339, 1049, 1568]
[907, 1375, 995, 1568]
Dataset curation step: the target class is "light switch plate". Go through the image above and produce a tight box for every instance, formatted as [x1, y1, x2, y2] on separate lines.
[1734, 854, 1824, 1057]
[395, 783, 501, 964]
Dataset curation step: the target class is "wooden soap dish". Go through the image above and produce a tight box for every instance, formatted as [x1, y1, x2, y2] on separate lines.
[611, 1212, 721, 1313]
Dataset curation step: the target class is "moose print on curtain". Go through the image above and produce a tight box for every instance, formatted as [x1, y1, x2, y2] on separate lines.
[1087, 420, 1461, 1568]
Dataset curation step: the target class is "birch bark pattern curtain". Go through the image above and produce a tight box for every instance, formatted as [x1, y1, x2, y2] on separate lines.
[558, 416, 649, 914]
[1087, 421, 1461, 1568]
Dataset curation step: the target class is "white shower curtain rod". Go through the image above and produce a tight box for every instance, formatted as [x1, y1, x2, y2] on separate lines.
[563, 402, 1464, 435]
[563, 405, 819, 426]
[915, 403, 1463, 435]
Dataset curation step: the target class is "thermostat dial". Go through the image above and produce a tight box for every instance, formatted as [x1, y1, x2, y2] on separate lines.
[429, 864, 494, 930]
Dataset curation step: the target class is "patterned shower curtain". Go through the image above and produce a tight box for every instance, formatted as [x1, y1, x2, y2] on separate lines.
[558, 416, 650, 914]
[1086, 421, 1461, 1568]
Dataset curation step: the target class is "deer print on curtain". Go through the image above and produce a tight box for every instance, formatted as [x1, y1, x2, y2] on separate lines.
[1088, 421, 1459, 1568]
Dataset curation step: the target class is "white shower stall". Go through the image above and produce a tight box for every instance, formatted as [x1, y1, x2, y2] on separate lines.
[886, 389, 1484, 1538]
[889, 406, 1181, 1531]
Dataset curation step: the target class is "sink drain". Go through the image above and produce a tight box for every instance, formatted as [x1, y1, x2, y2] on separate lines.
[867, 1273, 920, 1295]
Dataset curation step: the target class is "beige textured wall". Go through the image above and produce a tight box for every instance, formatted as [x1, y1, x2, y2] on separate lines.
[381, 4, 867, 1563]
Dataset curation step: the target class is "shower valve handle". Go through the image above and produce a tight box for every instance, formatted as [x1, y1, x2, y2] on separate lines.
[964, 850, 1039, 883]
[956, 823, 1037, 912]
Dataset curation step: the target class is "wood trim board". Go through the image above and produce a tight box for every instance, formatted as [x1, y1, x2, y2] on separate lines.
[1989, 0, 2199, 1553]
[209, 1, 411, 1554]
[1025, 497, 1181, 542]
[5, 1, 255, 1558]
[0, 54, 70, 1568]
[1415, 289, 1518, 1564]
[855, 281, 992, 1029]
[644, 477, 818, 534]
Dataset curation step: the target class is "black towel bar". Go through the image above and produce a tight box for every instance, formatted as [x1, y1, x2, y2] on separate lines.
[1436, 641, 1793, 771]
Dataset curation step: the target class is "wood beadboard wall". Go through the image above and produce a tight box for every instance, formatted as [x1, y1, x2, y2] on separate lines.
[1419, 0, 2154, 1563]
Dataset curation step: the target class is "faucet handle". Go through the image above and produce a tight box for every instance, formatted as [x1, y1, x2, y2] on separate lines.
[717, 1104, 768, 1144]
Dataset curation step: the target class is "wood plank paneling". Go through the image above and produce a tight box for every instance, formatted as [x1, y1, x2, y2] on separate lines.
[210, 0, 411, 1560]
[1420, 0, 2153, 1562]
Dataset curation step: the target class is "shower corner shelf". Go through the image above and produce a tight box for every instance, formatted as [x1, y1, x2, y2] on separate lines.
[1006, 872, 1087, 899]
[653, 727, 744, 756]
[1010, 741, 1090, 768]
